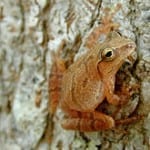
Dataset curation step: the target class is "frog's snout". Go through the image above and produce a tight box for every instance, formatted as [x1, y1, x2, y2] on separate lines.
[125, 45, 137, 67]
[124, 41, 136, 56]
[126, 42, 136, 50]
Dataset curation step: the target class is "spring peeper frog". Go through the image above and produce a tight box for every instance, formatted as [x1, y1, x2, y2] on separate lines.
[50, 31, 136, 131]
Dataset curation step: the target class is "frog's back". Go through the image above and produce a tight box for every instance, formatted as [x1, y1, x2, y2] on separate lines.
[60, 53, 105, 112]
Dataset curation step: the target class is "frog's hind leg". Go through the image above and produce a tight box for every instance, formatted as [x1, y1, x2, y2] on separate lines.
[49, 51, 66, 114]
[61, 111, 115, 131]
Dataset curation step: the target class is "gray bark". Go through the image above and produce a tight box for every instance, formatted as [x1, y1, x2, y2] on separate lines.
[0, 0, 149, 150]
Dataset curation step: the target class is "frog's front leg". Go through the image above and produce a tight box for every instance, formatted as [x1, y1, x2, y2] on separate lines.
[61, 110, 115, 131]
[104, 77, 121, 106]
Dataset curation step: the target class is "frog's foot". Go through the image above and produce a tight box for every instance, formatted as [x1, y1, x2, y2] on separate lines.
[107, 94, 121, 106]
[61, 111, 115, 131]
[109, 94, 131, 108]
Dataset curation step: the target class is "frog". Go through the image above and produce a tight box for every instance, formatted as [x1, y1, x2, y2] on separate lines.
[49, 31, 136, 132]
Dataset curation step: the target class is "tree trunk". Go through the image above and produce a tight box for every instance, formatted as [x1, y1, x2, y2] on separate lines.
[0, 0, 149, 150]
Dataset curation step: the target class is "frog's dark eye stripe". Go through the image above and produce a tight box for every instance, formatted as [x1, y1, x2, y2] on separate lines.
[101, 48, 116, 61]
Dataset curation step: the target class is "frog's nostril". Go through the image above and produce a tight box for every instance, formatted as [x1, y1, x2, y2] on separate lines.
[127, 43, 136, 49]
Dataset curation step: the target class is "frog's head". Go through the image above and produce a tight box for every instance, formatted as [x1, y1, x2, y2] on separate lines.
[97, 31, 136, 77]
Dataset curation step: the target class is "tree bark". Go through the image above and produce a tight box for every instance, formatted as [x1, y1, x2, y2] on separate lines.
[0, 0, 149, 150]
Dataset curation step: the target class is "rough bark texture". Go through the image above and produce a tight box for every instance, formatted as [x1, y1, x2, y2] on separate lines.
[0, 0, 150, 150]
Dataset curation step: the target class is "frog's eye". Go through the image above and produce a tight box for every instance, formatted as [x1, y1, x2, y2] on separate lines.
[101, 48, 116, 61]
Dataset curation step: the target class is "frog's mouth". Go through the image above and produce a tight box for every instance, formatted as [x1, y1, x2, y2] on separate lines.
[125, 50, 137, 66]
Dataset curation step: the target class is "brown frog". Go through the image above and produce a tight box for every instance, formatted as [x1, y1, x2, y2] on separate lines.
[49, 31, 136, 131]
